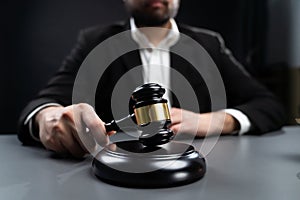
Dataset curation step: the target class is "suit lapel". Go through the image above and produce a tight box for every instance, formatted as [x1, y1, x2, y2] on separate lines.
[120, 48, 143, 86]
[119, 22, 144, 86]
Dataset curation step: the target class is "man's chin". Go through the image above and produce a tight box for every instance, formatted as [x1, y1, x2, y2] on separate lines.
[134, 16, 170, 27]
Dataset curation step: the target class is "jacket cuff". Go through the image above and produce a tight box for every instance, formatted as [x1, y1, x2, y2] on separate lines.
[24, 103, 62, 142]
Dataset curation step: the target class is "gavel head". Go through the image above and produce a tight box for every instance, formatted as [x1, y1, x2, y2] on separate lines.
[130, 83, 174, 146]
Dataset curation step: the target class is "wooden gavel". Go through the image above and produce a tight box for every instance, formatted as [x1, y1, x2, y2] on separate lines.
[105, 83, 174, 146]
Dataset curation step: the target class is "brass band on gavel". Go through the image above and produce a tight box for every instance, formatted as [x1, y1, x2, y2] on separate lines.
[134, 103, 170, 126]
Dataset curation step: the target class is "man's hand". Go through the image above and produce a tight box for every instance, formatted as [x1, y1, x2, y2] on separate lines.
[35, 103, 114, 158]
[169, 108, 240, 137]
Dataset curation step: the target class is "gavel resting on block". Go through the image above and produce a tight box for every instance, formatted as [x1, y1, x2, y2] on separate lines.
[92, 83, 206, 188]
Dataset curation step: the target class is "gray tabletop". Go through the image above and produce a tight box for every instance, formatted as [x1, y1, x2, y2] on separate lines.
[1, 126, 300, 200]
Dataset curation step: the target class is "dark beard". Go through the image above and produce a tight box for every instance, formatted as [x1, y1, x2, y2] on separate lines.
[132, 12, 170, 27]
[129, 0, 171, 27]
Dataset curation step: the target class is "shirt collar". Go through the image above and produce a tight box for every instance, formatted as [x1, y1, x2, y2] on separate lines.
[130, 17, 180, 50]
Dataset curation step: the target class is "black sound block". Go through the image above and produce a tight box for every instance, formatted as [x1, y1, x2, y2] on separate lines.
[92, 141, 206, 188]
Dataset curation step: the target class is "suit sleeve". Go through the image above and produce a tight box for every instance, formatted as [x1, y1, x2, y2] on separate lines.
[214, 34, 287, 134]
[17, 30, 92, 145]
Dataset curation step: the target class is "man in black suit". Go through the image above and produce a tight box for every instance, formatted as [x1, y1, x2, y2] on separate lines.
[18, 0, 286, 157]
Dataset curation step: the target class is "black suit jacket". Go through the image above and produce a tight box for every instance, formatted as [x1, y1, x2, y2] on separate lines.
[18, 21, 286, 145]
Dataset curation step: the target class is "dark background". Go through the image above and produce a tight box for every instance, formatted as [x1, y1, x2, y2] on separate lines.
[1, 0, 298, 133]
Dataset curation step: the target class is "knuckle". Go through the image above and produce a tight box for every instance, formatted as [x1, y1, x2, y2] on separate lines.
[52, 122, 62, 131]
[44, 135, 55, 146]
[49, 122, 65, 137]
[61, 110, 75, 122]
[53, 127, 64, 137]
[62, 109, 73, 117]
[87, 120, 102, 130]
[76, 103, 93, 110]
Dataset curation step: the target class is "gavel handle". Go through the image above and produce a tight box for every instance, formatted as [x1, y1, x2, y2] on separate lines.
[104, 120, 120, 132]
[104, 114, 135, 132]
